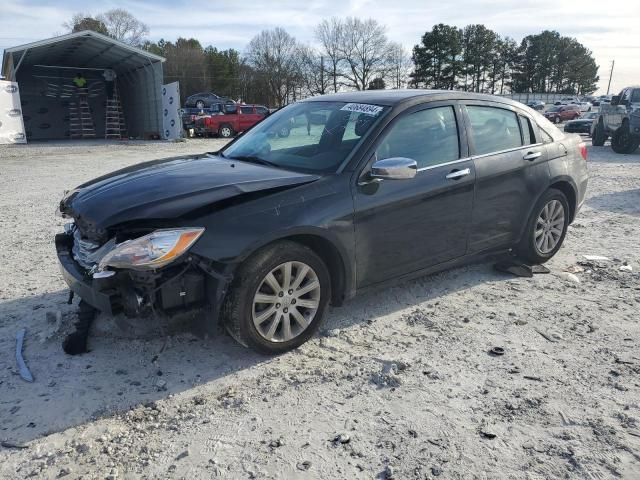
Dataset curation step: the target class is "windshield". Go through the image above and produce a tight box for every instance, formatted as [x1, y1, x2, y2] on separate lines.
[221, 101, 389, 173]
[582, 112, 597, 119]
[548, 106, 561, 112]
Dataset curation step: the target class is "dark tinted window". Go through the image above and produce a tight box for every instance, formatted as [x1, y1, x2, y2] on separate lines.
[519, 116, 535, 145]
[376, 106, 459, 169]
[256, 106, 268, 115]
[240, 106, 254, 114]
[467, 106, 522, 155]
[631, 89, 640, 103]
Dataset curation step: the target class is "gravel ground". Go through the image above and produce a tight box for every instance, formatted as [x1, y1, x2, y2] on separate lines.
[0, 138, 639, 479]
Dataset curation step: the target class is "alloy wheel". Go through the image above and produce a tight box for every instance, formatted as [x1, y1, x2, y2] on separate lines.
[534, 200, 565, 254]
[252, 261, 321, 343]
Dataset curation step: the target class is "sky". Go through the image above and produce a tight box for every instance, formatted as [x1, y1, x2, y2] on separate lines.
[1, 0, 638, 94]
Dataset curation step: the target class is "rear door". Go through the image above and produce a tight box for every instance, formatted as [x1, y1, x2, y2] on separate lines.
[239, 106, 260, 131]
[462, 102, 550, 252]
[353, 102, 476, 287]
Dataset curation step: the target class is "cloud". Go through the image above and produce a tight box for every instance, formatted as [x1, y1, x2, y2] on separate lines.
[1, 0, 638, 92]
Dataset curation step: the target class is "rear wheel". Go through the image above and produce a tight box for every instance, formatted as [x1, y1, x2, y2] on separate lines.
[195, 100, 205, 109]
[223, 241, 331, 354]
[277, 126, 291, 138]
[516, 189, 569, 264]
[611, 125, 640, 154]
[218, 124, 234, 138]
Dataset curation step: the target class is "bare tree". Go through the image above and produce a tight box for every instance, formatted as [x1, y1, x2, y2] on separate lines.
[315, 18, 344, 93]
[299, 45, 331, 96]
[386, 42, 412, 89]
[246, 27, 303, 107]
[339, 17, 392, 91]
[97, 9, 149, 46]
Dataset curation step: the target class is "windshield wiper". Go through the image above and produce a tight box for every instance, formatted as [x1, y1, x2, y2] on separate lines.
[228, 155, 279, 168]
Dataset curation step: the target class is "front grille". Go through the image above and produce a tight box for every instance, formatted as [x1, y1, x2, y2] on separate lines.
[68, 224, 103, 270]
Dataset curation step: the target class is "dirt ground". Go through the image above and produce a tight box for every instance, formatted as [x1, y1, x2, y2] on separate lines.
[0, 138, 639, 479]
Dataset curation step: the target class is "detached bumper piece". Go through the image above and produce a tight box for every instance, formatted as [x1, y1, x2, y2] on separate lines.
[56, 233, 210, 317]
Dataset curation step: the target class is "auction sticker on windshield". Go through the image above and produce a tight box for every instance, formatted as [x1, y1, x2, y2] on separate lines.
[340, 103, 384, 116]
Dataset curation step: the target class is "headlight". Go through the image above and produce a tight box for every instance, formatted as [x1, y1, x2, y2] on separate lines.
[98, 228, 205, 271]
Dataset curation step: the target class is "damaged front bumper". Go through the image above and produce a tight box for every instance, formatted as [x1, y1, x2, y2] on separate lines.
[55, 232, 230, 319]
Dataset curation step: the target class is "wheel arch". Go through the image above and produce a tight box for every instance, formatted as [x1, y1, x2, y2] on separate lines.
[516, 178, 578, 244]
[548, 179, 577, 223]
[233, 228, 353, 306]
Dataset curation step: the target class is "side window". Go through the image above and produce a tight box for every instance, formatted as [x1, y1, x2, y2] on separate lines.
[376, 106, 459, 169]
[466, 105, 522, 155]
[621, 89, 630, 102]
[240, 106, 254, 114]
[631, 89, 640, 103]
[519, 116, 535, 145]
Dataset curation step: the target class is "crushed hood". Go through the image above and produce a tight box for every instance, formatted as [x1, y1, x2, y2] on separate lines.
[61, 154, 319, 234]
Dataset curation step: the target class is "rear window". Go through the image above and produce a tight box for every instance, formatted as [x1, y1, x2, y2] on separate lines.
[466, 106, 522, 155]
[530, 109, 563, 141]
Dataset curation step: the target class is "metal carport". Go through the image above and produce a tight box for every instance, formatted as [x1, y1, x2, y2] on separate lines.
[1, 30, 165, 141]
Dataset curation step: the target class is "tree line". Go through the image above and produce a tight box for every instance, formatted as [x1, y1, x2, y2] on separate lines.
[64, 12, 599, 107]
[411, 24, 599, 95]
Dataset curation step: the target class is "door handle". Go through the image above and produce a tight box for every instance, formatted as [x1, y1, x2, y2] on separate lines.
[523, 151, 542, 161]
[445, 168, 471, 180]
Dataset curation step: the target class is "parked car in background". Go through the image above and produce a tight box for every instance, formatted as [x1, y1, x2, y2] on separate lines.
[181, 105, 225, 132]
[56, 90, 588, 354]
[194, 104, 268, 138]
[564, 112, 598, 134]
[544, 104, 581, 123]
[185, 92, 236, 109]
[577, 101, 593, 112]
[592, 95, 611, 107]
[592, 86, 640, 153]
[526, 100, 546, 111]
[555, 96, 580, 106]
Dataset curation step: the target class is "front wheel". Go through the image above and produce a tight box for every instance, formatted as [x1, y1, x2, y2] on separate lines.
[223, 241, 331, 354]
[515, 189, 569, 264]
[592, 121, 606, 146]
[554, 116, 561, 124]
[195, 100, 205, 109]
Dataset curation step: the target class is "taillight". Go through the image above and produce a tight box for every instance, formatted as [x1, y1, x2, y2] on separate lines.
[578, 142, 587, 160]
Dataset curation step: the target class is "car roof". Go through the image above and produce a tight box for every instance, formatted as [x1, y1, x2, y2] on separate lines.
[301, 89, 527, 109]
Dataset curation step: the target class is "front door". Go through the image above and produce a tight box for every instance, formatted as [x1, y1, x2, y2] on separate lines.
[353, 104, 475, 287]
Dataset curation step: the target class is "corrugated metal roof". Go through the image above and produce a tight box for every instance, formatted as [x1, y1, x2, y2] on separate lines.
[2, 30, 164, 77]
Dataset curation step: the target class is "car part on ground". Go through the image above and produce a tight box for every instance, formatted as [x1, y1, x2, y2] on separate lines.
[56, 90, 588, 354]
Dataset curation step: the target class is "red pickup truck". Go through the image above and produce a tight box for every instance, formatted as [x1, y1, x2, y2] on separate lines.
[194, 105, 268, 138]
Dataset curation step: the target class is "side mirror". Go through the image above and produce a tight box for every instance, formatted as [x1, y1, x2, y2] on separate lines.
[370, 157, 418, 180]
[611, 95, 620, 106]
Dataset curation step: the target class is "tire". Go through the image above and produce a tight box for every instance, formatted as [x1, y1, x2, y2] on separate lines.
[592, 120, 606, 146]
[195, 100, 205, 109]
[611, 125, 639, 154]
[218, 124, 234, 138]
[515, 188, 570, 264]
[553, 116, 561, 124]
[277, 126, 290, 138]
[222, 240, 331, 354]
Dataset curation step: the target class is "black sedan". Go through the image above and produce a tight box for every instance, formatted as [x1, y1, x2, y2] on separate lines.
[564, 112, 598, 134]
[57, 91, 588, 354]
[184, 92, 235, 109]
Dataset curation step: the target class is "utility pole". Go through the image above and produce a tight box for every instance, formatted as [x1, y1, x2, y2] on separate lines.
[606, 60, 615, 95]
